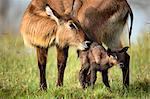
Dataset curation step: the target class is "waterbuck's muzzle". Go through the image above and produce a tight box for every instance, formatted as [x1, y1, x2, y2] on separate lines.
[119, 63, 124, 68]
[78, 41, 91, 50]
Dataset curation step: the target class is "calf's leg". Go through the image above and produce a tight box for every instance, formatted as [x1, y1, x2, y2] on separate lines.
[36, 47, 48, 90]
[56, 46, 69, 86]
[79, 63, 90, 89]
[90, 63, 98, 89]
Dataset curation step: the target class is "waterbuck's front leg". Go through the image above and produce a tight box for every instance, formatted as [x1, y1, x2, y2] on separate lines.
[56, 46, 69, 86]
[36, 47, 48, 90]
[121, 52, 130, 87]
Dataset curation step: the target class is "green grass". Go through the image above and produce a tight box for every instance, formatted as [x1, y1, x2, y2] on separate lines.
[0, 33, 150, 99]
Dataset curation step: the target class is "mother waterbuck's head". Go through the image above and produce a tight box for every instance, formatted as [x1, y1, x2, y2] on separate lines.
[45, 4, 90, 50]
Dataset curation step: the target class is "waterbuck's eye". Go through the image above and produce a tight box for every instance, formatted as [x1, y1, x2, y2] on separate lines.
[69, 22, 78, 30]
[69, 23, 75, 29]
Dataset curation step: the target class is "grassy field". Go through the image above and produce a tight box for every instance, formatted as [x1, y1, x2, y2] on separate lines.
[0, 33, 150, 99]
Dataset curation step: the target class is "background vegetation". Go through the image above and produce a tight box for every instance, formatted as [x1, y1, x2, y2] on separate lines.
[0, 32, 149, 99]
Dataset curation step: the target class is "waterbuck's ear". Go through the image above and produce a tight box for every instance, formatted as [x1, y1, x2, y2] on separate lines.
[107, 48, 112, 56]
[107, 48, 111, 53]
[120, 46, 129, 53]
[45, 4, 60, 25]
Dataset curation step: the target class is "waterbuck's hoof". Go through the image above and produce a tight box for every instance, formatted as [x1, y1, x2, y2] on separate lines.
[56, 82, 63, 87]
[40, 88, 47, 92]
[40, 85, 47, 91]
[82, 85, 86, 89]
[107, 88, 112, 93]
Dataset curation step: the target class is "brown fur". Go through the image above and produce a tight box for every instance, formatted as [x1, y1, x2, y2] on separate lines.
[20, 1, 89, 49]
[21, 0, 133, 48]
[78, 42, 118, 88]
[79, 42, 117, 66]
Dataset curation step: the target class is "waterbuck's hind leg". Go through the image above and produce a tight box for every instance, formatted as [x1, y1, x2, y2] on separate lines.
[121, 52, 130, 87]
[102, 70, 110, 88]
[56, 46, 69, 86]
[36, 47, 48, 90]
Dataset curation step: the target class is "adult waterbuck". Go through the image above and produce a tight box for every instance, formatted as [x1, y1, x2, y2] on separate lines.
[20, 1, 90, 90]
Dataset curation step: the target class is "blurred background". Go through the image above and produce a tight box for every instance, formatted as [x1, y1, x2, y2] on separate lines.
[0, 0, 150, 43]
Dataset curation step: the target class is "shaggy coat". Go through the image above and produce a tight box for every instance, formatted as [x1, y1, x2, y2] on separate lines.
[20, 0, 89, 49]
[78, 42, 118, 88]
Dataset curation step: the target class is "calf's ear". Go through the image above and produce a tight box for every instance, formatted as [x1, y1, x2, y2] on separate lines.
[120, 46, 129, 53]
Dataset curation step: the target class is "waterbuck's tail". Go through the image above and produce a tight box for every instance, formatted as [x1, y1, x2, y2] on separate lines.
[127, 2, 134, 45]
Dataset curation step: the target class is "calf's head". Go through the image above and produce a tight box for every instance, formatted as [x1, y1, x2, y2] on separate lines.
[107, 46, 129, 67]
[45, 4, 90, 50]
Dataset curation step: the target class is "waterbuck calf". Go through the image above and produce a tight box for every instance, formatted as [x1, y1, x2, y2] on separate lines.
[20, 2, 90, 90]
[78, 42, 129, 89]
